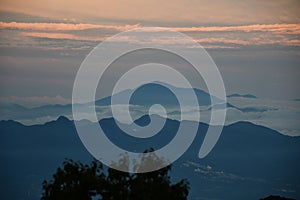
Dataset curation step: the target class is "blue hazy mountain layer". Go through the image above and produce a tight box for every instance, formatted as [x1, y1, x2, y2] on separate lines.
[0, 83, 221, 120]
[227, 93, 258, 99]
[0, 116, 299, 200]
[0, 83, 266, 122]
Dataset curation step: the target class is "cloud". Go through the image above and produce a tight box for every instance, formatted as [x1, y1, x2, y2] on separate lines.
[1, 22, 299, 48]
[173, 24, 300, 35]
[20, 32, 104, 41]
[0, 21, 140, 31]
[0, 0, 299, 26]
[196, 38, 251, 46]
[2, 22, 299, 34]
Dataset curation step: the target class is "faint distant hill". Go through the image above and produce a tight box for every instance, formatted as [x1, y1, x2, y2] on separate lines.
[227, 93, 257, 99]
[0, 116, 299, 200]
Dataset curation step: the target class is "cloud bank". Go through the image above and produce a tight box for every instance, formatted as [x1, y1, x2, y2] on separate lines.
[1, 21, 300, 49]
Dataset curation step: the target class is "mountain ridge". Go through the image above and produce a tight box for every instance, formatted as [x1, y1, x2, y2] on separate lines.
[1, 115, 299, 200]
[1, 114, 296, 139]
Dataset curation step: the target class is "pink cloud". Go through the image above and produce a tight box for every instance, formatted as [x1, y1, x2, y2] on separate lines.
[0, 22, 140, 31]
[2, 21, 300, 48]
[173, 24, 300, 35]
[196, 38, 251, 46]
[1, 22, 299, 35]
[20, 32, 104, 41]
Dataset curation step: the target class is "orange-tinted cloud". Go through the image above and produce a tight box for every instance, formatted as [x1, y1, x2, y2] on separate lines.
[1, 21, 300, 48]
[20, 32, 104, 41]
[0, 0, 299, 25]
[0, 22, 140, 31]
[173, 24, 300, 35]
[1, 22, 299, 35]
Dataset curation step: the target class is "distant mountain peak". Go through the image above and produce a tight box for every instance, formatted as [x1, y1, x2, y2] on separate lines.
[0, 119, 25, 127]
[227, 93, 257, 99]
[56, 116, 71, 123]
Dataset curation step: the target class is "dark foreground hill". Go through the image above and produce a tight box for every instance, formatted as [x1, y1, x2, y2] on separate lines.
[0, 116, 299, 200]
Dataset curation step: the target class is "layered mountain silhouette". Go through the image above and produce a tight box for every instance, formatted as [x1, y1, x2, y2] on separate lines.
[0, 115, 299, 200]
[227, 93, 257, 99]
[0, 83, 267, 123]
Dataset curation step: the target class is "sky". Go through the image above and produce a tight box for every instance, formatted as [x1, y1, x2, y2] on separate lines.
[0, 0, 300, 106]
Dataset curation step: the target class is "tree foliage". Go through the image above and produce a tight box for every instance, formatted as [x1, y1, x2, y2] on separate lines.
[259, 195, 296, 200]
[41, 158, 189, 200]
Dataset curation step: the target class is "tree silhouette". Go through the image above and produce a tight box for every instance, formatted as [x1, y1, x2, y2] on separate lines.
[42, 159, 106, 200]
[259, 195, 296, 200]
[41, 154, 189, 200]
